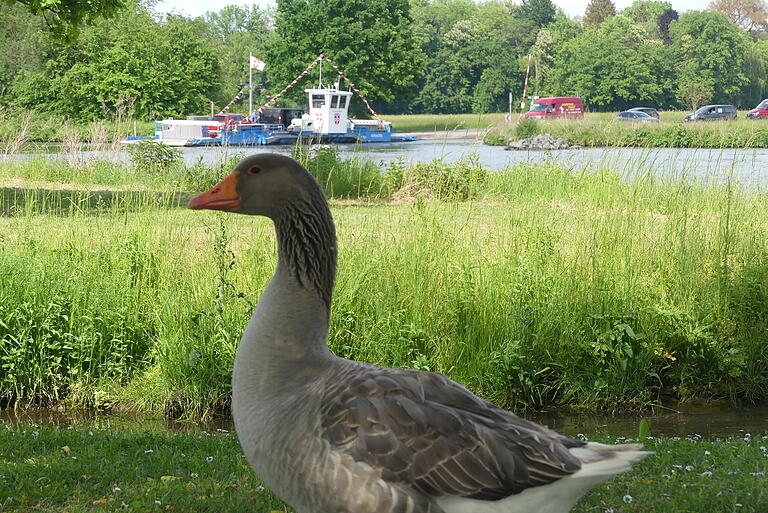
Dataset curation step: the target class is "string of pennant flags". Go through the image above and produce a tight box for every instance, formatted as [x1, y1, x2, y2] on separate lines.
[217, 84, 249, 115]
[255, 54, 381, 119]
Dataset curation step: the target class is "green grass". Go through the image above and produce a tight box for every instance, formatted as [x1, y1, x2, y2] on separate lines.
[0, 151, 767, 417]
[486, 111, 768, 148]
[387, 113, 504, 132]
[1, 422, 766, 512]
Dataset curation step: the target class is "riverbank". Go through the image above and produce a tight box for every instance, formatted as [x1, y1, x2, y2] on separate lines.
[483, 113, 768, 149]
[2, 422, 766, 513]
[0, 151, 766, 417]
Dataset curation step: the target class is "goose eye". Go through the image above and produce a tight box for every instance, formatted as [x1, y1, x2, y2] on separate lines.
[247, 166, 261, 175]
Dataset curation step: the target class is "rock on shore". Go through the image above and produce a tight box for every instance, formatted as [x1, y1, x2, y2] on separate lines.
[505, 134, 573, 151]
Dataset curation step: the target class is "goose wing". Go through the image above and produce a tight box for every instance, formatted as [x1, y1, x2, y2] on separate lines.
[320, 366, 584, 500]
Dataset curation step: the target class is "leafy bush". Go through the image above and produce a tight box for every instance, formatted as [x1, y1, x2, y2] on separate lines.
[482, 132, 507, 146]
[399, 154, 489, 200]
[292, 145, 386, 198]
[515, 118, 539, 139]
[128, 140, 183, 174]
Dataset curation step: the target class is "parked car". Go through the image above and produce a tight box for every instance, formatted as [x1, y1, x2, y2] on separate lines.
[683, 105, 737, 121]
[627, 107, 659, 119]
[616, 110, 659, 122]
[523, 97, 584, 119]
[747, 99, 768, 119]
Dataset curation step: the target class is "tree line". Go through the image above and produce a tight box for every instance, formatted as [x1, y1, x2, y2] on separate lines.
[2, 0, 768, 120]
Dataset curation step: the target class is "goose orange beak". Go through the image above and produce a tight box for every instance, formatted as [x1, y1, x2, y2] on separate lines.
[188, 172, 240, 210]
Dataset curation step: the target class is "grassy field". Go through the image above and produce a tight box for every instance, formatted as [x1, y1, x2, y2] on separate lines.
[0, 149, 766, 417]
[484, 111, 768, 148]
[387, 112, 505, 132]
[1, 422, 766, 512]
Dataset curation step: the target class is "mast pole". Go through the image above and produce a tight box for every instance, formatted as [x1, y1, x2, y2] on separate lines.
[521, 53, 532, 114]
[249, 53, 254, 118]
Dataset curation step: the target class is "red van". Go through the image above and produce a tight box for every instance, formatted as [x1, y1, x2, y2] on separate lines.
[747, 99, 768, 119]
[523, 97, 584, 119]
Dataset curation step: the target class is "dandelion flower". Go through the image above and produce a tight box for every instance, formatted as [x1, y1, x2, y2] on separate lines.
[623, 494, 633, 503]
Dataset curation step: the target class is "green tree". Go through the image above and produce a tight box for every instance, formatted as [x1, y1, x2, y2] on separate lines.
[0, 4, 45, 98]
[584, 0, 617, 26]
[264, 0, 424, 115]
[623, 0, 671, 22]
[516, 0, 557, 28]
[677, 78, 714, 110]
[623, 0, 671, 39]
[670, 10, 749, 107]
[740, 39, 768, 106]
[203, 5, 272, 107]
[552, 15, 665, 110]
[658, 8, 679, 44]
[414, 2, 534, 113]
[9, 6, 220, 120]
[5, 0, 126, 41]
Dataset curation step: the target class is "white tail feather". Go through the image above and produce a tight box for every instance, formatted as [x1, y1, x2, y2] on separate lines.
[436, 443, 652, 513]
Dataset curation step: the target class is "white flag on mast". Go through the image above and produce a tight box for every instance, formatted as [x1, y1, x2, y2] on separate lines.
[250, 55, 266, 71]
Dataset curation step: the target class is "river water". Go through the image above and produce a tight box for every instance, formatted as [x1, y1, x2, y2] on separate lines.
[13, 138, 768, 187]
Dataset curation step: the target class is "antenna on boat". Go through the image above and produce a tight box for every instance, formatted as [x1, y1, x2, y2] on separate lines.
[318, 58, 323, 88]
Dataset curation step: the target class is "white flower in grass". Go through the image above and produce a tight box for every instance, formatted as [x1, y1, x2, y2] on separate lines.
[206, 456, 214, 463]
[255, 485, 265, 492]
[31, 431, 39, 437]
[750, 472, 765, 476]
[121, 501, 129, 509]
[685, 465, 694, 471]
[190, 473, 199, 478]
[704, 450, 711, 455]
[113, 487, 121, 492]
[760, 446, 766, 452]
[701, 471, 712, 477]
[736, 504, 743, 508]
[144, 449, 153, 454]
[622, 494, 633, 503]
[154, 500, 161, 505]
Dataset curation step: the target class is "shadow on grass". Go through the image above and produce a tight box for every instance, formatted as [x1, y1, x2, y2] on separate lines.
[0, 187, 189, 216]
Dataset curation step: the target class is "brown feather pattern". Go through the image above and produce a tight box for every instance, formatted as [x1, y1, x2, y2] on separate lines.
[320, 362, 585, 502]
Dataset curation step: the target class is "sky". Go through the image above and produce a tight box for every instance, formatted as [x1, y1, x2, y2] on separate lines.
[155, 0, 713, 19]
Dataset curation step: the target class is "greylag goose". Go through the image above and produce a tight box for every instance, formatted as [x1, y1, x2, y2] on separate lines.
[188, 153, 650, 513]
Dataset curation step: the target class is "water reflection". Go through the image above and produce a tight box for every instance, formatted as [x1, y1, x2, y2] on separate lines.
[2, 404, 766, 438]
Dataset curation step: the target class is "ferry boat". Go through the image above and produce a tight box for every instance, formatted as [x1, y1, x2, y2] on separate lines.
[123, 84, 416, 147]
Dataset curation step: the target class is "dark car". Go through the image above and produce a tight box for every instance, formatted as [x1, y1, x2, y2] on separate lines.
[616, 110, 659, 122]
[627, 107, 659, 119]
[256, 108, 305, 128]
[684, 105, 737, 122]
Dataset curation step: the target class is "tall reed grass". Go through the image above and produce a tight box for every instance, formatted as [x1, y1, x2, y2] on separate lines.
[0, 152, 766, 418]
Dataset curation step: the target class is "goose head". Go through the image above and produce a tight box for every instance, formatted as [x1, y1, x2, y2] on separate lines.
[188, 153, 322, 218]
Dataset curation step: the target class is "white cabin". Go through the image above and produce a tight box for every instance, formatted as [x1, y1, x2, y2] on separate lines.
[154, 119, 221, 146]
[305, 85, 353, 134]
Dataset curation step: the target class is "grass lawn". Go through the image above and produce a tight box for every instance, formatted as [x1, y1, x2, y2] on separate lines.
[1, 422, 766, 512]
